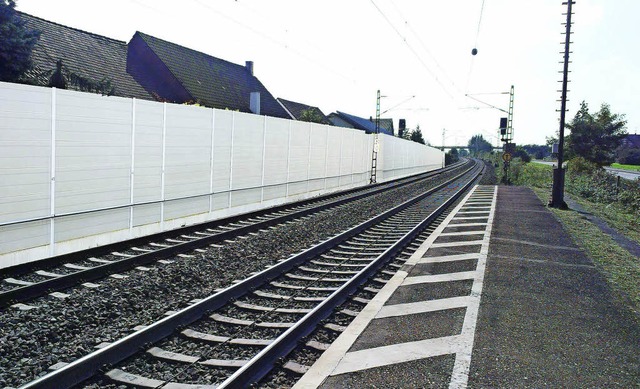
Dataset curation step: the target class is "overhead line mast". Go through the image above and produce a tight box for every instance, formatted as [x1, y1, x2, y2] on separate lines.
[549, 0, 574, 209]
[370, 90, 381, 184]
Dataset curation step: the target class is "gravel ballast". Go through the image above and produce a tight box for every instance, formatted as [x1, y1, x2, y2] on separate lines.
[0, 163, 474, 387]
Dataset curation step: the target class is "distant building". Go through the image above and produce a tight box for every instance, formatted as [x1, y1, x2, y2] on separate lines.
[127, 32, 289, 118]
[20, 12, 152, 100]
[620, 134, 640, 149]
[18, 12, 289, 118]
[327, 111, 394, 136]
[277, 98, 331, 124]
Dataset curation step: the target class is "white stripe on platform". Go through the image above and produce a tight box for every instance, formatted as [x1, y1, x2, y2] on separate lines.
[451, 216, 488, 220]
[403, 271, 477, 286]
[376, 296, 472, 319]
[331, 335, 464, 376]
[292, 186, 484, 389]
[439, 231, 485, 237]
[430, 240, 484, 248]
[443, 223, 487, 228]
[449, 185, 497, 389]
[418, 253, 480, 264]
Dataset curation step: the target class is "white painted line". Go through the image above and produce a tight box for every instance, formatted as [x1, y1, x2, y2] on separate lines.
[331, 335, 464, 376]
[439, 231, 485, 237]
[430, 240, 485, 248]
[294, 186, 484, 389]
[403, 271, 477, 286]
[376, 296, 472, 319]
[451, 216, 488, 220]
[418, 253, 480, 264]
[449, 185, 497, 389]
[455, 210, 490, 214]
[443, 223, 487, 228]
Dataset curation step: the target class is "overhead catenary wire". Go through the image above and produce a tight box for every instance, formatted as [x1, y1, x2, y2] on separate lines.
[387, 0, 462, 96]
[369, 0, 456, 100]
[188, 0, 358, 85]
[465, 0, 486, 93]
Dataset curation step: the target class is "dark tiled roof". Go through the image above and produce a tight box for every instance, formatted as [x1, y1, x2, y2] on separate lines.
[329, 111, 394, 135]
[378, 118, 394, 135]
[135, 32, 290, 118]
[277, 98, 331, 124]
[19, 12, 153, 100]
[621, 134, 640, 148]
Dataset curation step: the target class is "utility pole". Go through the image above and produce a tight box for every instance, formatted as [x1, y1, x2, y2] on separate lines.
[550, 1, 573, 209]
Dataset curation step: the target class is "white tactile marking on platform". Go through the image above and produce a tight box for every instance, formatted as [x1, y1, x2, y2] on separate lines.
[294, 186, 485, 389]
[403, 271, 478, 286]
[430, 240, 485, 248]
[418, 253, 480, 264]
[331, 335, 464, 376]
[449, 186, 497, 389]
[451, 216, 488, 221]
[439, 231, 486, 237]
[376, 296, 472, 319]
[443, 223, 487, 228]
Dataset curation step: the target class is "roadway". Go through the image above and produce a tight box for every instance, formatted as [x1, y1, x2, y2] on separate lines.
[532, 160, 640, 181]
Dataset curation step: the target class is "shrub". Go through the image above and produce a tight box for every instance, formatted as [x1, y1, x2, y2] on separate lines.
[565, 157, 640, 215]
[567, 156, 601, 176]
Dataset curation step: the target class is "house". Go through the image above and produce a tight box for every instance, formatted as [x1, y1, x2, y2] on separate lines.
[327, 111, 394, 136]
[277, 98, 331, 124]
[19, 12, 153, 100]
[377, 118, 395, 135]
[17, 12, 289, 119]
[127, 32, 290, 118]
[620, 134, 640, 149]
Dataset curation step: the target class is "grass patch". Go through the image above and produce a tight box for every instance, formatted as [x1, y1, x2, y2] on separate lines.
[530, 187, 640, 315]
[611, 163, 640, 171]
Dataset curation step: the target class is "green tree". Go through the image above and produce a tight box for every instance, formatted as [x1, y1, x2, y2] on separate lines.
[409, 125, 425, 144]
[298, 108, 325, 124]
[445, 147, 459, 165]
[0, 0, 40, 82]
[513, 146, 531, 162]
[521, 144, 549, 160]
[467, 134, 492, 156]
[566, 101, 627, 166]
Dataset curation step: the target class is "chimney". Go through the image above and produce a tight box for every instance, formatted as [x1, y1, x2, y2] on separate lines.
[250, 92, 261, 115]
[245, 61, 254, 75]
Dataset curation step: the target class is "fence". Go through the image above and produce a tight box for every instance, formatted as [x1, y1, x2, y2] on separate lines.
[0, 82, 443, 267]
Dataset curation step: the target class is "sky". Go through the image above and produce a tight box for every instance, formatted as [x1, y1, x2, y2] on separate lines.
[15, 0, 640, 147]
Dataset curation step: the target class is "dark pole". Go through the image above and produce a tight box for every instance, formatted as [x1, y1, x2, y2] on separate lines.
[550, 1, 573, 209]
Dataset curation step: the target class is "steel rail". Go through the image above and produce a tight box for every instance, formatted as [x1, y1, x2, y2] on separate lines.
[1, 162, 470, 308]
[18, 162, 479, 389]
[218, 163, 483, 387]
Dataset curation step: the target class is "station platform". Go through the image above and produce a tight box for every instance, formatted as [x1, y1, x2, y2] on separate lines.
[295, 185, 640, 388]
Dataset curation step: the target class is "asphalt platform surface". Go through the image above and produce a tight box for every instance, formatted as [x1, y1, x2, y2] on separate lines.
[295, 185, 640, 388]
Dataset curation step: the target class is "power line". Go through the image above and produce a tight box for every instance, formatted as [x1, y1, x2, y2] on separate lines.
[188, 0, 358, 84]
[369, 0, 455, 100]
[388, 0, 462, 95]
[474, 0, 486, 47]
[466, 0, 487, 93]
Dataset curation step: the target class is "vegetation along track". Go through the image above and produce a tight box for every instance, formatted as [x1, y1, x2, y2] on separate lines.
[0, 159, 482, 388]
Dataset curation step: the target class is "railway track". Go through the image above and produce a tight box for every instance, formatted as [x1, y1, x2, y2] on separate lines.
[0, 161, 470, 309]
[16, 159, 484, 388]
